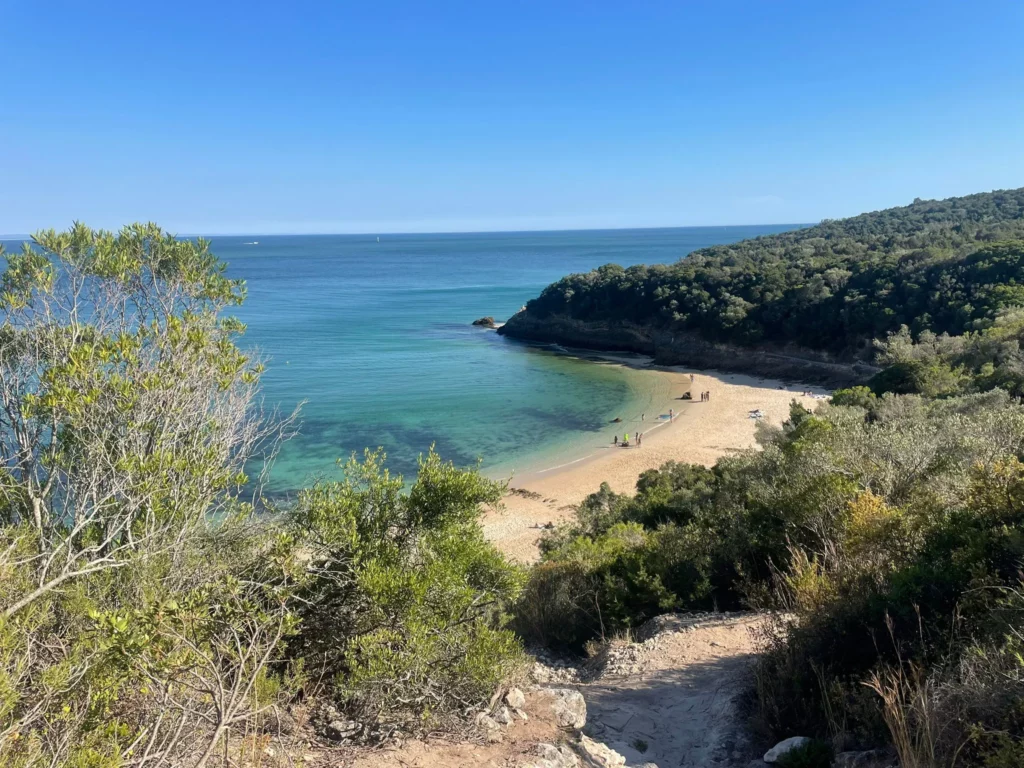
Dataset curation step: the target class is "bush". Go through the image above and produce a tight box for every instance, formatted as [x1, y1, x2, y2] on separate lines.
[526, 388, 1024, 765]
[290, 449, 526, 730]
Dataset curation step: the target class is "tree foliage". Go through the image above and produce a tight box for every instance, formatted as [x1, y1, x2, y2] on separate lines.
[0, 225, 525, 767]
[521, 189, 1024, 354]
[290, 449, 524, 731]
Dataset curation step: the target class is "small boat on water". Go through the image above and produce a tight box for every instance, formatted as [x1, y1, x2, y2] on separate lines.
[243, 241, 259, 245]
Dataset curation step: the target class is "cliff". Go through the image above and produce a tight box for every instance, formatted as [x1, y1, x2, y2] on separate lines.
[497, 311, 878, 387]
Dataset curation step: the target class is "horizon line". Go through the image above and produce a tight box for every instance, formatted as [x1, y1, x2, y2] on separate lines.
[0, 220, 812, 241]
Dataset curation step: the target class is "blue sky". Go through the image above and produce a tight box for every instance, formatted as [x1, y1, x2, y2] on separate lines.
[1, 0, 1022, 234]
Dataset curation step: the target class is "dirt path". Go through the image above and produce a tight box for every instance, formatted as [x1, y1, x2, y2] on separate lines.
[573, 613, 765, 767]
[298, 612, 766, 767]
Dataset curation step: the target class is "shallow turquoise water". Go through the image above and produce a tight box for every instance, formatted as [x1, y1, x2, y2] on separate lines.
[2, 226, 795, 495]
[208, 226, 798, 494]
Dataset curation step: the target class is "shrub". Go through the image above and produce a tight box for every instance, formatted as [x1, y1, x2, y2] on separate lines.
[290, 449, 526, 731]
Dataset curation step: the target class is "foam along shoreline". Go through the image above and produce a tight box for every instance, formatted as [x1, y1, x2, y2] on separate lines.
[481, 362, 829, 562]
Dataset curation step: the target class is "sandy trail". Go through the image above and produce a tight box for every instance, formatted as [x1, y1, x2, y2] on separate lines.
[579, 614, 766, 767]
[345, 614, 767, 768]
[483, 367, 827, 561]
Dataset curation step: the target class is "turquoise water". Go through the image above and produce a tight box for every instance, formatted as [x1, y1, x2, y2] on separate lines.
[1, 226, 796, 494]
[213, 226, 796, 494]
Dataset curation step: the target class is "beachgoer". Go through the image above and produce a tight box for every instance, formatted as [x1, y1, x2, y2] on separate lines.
[690, 373, 694, 382]
[624, 433, 629, 445]
[641, 413, 645, 421]
[638, 433, 642, 446]
[614, 435, 618, 445]
[669, 408, 674, 422]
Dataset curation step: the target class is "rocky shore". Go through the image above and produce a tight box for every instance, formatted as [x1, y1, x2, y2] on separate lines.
[497, 311, 877, 387]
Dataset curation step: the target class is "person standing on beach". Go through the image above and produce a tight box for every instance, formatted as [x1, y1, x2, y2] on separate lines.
[624, 432, 629, 445]
[638, 433, 642, 446]
[614, 434, 618, 445]
[669, 408, 674, 422]
[641, 413, 645, 421]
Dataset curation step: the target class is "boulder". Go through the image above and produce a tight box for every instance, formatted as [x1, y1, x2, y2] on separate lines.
[472, 316, 497, 327]
[577, 735, 626, 767]
[493, 705, 513, 725]
[547, 688, 587, 730]
[506, 686, 527, 710]
[764, 736, 811, 763]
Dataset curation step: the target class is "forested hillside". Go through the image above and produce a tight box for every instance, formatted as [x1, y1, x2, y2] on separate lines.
[509, 188, 1024, 355]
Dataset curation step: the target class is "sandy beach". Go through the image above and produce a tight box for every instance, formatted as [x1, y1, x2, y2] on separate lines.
[482, 367, 828, 561]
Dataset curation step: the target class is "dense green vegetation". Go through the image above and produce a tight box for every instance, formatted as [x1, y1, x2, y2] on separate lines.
[0, 226, 524, 767]
[523, 189, 1024, 355]
[516, 188, 1024, 765]
[520, 393, 1024, 763]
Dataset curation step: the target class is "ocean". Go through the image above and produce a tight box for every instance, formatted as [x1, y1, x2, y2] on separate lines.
[2, 225, 797, 494]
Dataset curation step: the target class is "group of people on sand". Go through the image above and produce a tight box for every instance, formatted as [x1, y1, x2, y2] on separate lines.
[699, 390, 711, 402]
[613, 431, 643, 447]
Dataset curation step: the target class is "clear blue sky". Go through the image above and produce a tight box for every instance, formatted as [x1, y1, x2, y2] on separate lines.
[1, 0, 1022, 235]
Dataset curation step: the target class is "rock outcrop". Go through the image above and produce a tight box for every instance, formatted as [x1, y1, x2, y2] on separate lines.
[547, 688, 587, 730]
[472, 316, 497, 327]
[498, 311, 877, 386]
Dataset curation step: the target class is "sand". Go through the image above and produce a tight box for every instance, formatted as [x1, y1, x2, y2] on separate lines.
[482, 367, 828, 561]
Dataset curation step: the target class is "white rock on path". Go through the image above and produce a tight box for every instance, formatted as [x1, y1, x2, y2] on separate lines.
[764, 736, 811, 763]
[548, 688, 587, 730]
[577, 735, 626, 767]
[506, 686, 526, 709]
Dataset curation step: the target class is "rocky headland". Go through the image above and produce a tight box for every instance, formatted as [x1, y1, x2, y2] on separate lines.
[497, 311, 877, 387]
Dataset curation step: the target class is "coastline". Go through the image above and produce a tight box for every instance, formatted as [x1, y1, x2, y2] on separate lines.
[481, 363, 828, 561]
[498, 312, 878, 386]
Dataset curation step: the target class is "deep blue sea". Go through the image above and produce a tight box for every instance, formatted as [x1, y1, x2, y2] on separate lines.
[2, 225, 797, 494]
